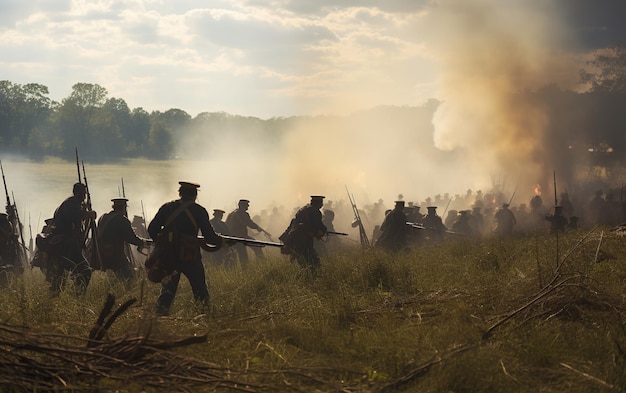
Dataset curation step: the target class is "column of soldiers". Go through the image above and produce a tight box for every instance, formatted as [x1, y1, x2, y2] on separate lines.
[7, 169, 626, 317]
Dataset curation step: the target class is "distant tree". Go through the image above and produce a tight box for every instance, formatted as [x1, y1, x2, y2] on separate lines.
[580, 43, 626, 93]
[148, 119, 174, 159]
[129, 107, 151, 156]
[55, 83, 108, 155]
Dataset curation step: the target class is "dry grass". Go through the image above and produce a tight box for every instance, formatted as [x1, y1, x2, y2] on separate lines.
[1, 227, 626, 392]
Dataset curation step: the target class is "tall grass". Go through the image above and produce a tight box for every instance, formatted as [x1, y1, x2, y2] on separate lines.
[1, 228, 625, 392]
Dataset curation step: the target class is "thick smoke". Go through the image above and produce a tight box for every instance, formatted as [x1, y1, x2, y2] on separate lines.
[428, 0, 583, 202]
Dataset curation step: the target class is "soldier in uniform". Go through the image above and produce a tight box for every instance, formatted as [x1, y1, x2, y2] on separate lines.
[0, 212, 19, 284]
[148, 181, 228, 316]
[422, 206, 447, 241]
[48, 182, 97, 294]
[494, 203, 516, 236]
[207, 209, 235, 268]
[226, 199, 271, 267]
[279, 195, 328, 272]
[375, 200, 409, 252]
[131, 215, 149, 238]
[96, 198, 149, 282]
[545, 205, 568, 234]
[452, 210, 474, 237]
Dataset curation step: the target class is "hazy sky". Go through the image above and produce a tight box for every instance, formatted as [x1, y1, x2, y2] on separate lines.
[1, 0, 624, 119]
[2, 0, 626, 232]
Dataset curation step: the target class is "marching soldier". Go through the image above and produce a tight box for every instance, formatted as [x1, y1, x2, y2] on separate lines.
[147, 181, 228, 316]
[280, 195, 328, 272]
[226, 199, 271, 267]
[375, 200, 409, 252]
[96, 198, 149, 282]
[48, 182, 97, 294]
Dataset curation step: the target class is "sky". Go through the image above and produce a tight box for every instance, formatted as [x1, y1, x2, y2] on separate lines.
[1, 0, 623, 119]
[2, 0, 626, 234]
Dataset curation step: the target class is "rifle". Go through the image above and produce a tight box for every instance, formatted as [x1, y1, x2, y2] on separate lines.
[406, 221, 467, 237]
[120, 177, 135, 266]
[345, 185, 370, 247]
[327, 231, 349, 236]
[1, 161, 28, 265]
[145, 235, 284, 250]
[508, 185, 518, 205]
[79, 156, 102, 269]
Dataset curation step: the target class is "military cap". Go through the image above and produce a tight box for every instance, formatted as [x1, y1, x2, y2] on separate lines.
[238, 199, 250, 205]
[427, 206, 437, 210]
[178, 181, 200, 190]
[394, 200, 405, 207]
[111, 197, 128, 205]
[213, 209, 225, 214]
[502, 203, 510, 208]
[310, 195, 325, 202]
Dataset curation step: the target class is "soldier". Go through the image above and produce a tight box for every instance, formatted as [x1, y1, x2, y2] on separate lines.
[279, 195, 328, 272]
[0, 212, 19, 284]
[470, 206, 485, 236]
[131, 215, 149, 238]
[545, 206, 568, 234]
[226, 199, 271, 267]
[96, 198, 149, 282]
[494, 203, 516, 236]
[207, 209, 235, 268]
[319, 209, 338, 257]
[147, 181, 228, 316]
[48, 182, 97, 294]
[444, 210, 458, 230]
[375, 200, 409, 252]
[422, 206, 446, 241]
[452, 210, 474, 237]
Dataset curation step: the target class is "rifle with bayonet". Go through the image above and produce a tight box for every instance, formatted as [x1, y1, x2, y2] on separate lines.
[144, 234, 284, 251]
[1, 160, 28, 267]
[120, 177, 136, 266]
[405, 221, 467, 237]
[75, 149, 102, 269]
[326, 231, 349, 236]
[346, 185, 370, 247]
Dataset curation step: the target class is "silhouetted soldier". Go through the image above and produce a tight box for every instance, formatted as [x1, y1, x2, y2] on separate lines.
[226, 199, 271, 267]
[0, 212, 19, 284]
[494, 203, 516, 236]
[279, 195, 327, 272]
[589, 190, 606, 225]
[452, 210, 474, 237]
[375, 201, 409, 252]
[422, 206, 446, 241]
[131, 215, 149, 238]
[148, 181, 227, 316]
[97, 198, 149, 282]
[48, 182, 97, 294]
[470, 206, 485, 236]
[545, 205, 568, 234]
[208, 209, 235, 268]
[444, 210, 458, 230]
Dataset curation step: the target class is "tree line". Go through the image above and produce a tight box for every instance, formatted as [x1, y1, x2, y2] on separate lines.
[0, 44, 625, 164]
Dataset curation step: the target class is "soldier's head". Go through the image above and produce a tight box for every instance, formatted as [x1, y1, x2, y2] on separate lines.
[502, 203, 510, 209]
[323, 209, 335, 220]
[111, 197, 128, 213]
[72, 182, 87, 200]
[394, 200, 405, 211]
[310, 195, 325, 209]
[178, 181, 200, 200]
[213, 209, 225, 219]
[427, 206, 437, 215]
[238, 199, 250, 210]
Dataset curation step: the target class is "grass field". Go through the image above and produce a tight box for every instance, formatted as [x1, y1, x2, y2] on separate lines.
[1, 227, 626, 392]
